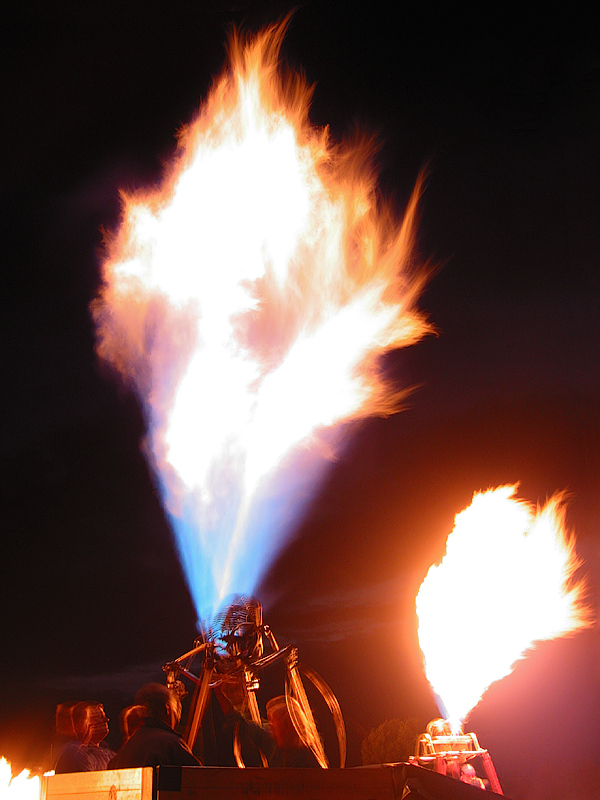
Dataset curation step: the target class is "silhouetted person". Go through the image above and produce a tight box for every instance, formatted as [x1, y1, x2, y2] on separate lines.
[55, 702, 115, 772]
[210, 678, 274, 766]
[50, 701, 77, 769]
[118, 704, 145, 745]
[108, 683, 200, 769]
[266, 696, 320, 767]
[460, 763, 486, 789]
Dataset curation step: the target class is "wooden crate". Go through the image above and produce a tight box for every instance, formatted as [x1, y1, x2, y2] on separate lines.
[41, 767, 153, 800]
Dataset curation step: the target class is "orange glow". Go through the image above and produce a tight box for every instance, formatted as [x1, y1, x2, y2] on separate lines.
[91, 21, 431, 617]
[416, 485, 592, 731]
[0, 759, 41, 800]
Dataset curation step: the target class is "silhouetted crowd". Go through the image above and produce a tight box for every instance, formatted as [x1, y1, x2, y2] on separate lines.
[51, 681, 319, 774]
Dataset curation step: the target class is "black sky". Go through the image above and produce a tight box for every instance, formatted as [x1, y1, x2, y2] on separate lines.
[1, 4, 599, 798]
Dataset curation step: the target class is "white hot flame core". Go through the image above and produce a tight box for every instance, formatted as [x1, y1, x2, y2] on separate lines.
[0, 759, 41, 800]
[416, 485, 592, 730]
[92, 22, 431, 621]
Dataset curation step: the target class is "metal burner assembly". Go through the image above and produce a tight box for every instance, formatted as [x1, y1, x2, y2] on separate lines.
[163, 596, 346, 768]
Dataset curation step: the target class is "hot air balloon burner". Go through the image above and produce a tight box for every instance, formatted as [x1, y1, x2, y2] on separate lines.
[409, 719, 503, 794]
[163, 596, 346, 768]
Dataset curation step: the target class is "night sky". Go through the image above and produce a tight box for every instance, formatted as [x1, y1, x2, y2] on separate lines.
[2, 4, 599, 799]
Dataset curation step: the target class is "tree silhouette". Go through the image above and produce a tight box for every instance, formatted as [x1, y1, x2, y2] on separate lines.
[361, 717, 422, 765]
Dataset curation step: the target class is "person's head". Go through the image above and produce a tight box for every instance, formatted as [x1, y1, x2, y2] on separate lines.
[72, 702, 109, 746]
[119, 704, 146, 742]
[55, 702, 77, 738]
[460, 763, 477, 782]
[135, 683, 182, 730]
[266, 696, 307, 748]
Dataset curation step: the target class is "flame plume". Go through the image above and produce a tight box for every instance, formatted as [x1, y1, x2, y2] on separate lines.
[1, 759, 41, 800]
[416, 485, 592, 730]
[92, 21, 431, 623]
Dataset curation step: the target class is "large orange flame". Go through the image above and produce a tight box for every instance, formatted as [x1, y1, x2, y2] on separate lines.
[91, 21, 431, 621]
[416, 485, 592, 730]
[0, 759, 42, 800]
